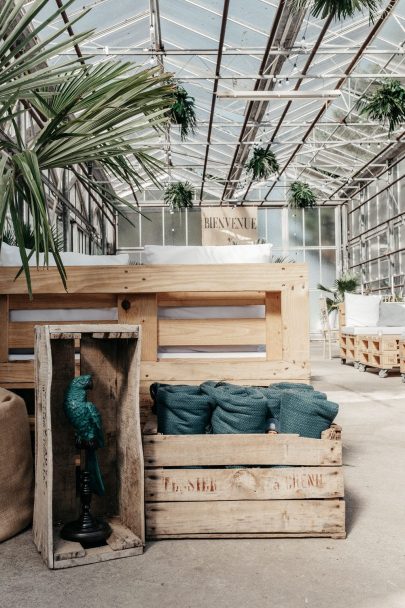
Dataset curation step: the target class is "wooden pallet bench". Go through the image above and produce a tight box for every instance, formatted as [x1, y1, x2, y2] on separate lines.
[143, 416, 345, 540]
[357, 334, 401, 378]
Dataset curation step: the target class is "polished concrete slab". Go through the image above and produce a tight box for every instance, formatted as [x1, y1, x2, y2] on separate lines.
[1, 345, 405, 608]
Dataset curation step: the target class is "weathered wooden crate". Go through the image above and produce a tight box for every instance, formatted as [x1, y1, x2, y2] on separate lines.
[143, 417, 345, 539]
[33, 324, 145, 569]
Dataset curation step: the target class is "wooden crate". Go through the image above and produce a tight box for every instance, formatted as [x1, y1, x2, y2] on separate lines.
[33, 324, 145, 569]
[357, 334, 400, 377]
[143, 417, 345, 540]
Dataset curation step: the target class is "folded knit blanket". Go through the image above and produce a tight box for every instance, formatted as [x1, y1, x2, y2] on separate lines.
[257, 383, 327, 420]
[279, 391, 338, 438]
[201, 381, 269, 434]
[151, 383, 214, 435]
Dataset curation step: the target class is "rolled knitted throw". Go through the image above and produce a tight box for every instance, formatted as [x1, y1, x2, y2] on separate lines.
[153, 384, 214, 435]
[201, 382, 269, 434]
[258, 384, 327, 420]
[279, 391, 338, 438]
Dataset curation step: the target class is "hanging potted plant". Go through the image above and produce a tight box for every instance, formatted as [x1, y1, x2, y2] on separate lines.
[164, 181, 194, 210]
[170, 86, 197, 140]
[359, 79, 405, 134]
[288, 181, 317, 208]
[290, 0, 381, 21]
[245, 147, 279, 181]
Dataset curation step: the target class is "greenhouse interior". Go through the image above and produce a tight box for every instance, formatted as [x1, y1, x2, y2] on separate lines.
[1, 0, 405, 606]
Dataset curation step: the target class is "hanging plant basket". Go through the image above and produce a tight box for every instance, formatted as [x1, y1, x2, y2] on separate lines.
[170, 86, 197, 140]
[164, 181, 194, 210]
[288, 181, 317, 209]
[359, 79, 405, 134]
[290, 0, 381, 21]
[245, 147, 279, 181]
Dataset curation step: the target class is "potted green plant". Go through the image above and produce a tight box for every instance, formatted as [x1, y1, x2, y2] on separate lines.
[290, 0, 381, 21]
[359, 79, 405, 134]
[288, 181, 317, 208]
[0, 1, 175, 295]
[317, 272, 360, 313]
[170, 86, 197, 140]
[245, 147, 279, 181]
[164, 181, 194, 210]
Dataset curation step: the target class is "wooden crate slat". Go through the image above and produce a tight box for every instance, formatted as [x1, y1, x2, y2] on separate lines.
[10, 294, 117, 310]
[158, 318, 266, 347]
[9, 320, 119, 349]
[0, 264, 308, 294]
[143, 434, 341, 467]
[145, 499, 345, 537]
[141, 360, 309, 383]
[158, 292, 265, 307]
[145, 467, 344, 501]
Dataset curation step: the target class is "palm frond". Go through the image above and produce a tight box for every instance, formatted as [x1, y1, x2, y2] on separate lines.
[289, 0, 382, 21]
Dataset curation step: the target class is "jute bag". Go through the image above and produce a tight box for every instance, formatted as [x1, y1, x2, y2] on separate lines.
[0, 388, 33, 542]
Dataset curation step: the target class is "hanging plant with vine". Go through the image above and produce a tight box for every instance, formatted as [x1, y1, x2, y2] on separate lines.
[288, 181, 317, 209]
[164, 181, 194, 210]
[290, 0, 381, 22]
[245, 147, 279, 181]
[359, 79, 405, 134]
[170, 86, 197, 140]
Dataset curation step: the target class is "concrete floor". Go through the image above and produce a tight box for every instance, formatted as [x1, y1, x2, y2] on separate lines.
[1, 345, 405, 608]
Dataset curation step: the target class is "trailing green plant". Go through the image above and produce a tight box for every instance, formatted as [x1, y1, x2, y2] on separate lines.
[164, 181, 194, 210]
[170, 86, 197, 140]
[317, 272, 360, 312]
[359, 79, 405, 134]
[288, 181, 317, 209]
[289, 0, 381, 21]
[0, 4, 175, 295]
[245, 147, 279, 181]
[2, 222, 63, 252]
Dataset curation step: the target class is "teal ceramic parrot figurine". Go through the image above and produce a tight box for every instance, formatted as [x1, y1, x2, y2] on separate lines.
[63, 374, 106, 496]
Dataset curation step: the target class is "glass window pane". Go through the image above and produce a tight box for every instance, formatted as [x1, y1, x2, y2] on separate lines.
[288, 209, 303, 247]
[141, 209, 163, 246]
[320, 208, 335, 246]
[118, 212, 140, 248]
[306, 250, 321, 289]
[304, 208, 319, 246]
[164, 209, 187, 245]
[267, 209, 283, 247]
[321, 250, 336, 288]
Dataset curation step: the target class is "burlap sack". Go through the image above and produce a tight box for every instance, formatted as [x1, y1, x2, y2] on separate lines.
[0, 388, 33, 542]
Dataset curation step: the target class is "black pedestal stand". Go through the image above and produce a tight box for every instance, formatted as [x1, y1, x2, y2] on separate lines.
[61, 446, 111, 548]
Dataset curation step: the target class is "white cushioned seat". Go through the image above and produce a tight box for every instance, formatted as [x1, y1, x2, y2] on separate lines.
[142, 244, 273, 264]
[0, 243, 129, 266]
[342, 326, 405, 335]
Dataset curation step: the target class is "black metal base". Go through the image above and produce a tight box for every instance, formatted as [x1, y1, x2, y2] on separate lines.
[61, 517, 112, 548]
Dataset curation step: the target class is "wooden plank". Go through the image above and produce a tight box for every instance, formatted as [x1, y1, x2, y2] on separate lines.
[145, 467, 344, 501]
[0, 295, 9, 362]
[141, 360, 310, 383]
[145, 499, 345, 537]
[282, 280, 310, 366]
[147, 532, 346, 539]
[53, 544, 143, 569]
[106, 519, 143, 551]
[265, 292, 282, 360]
[158, 318, 265, 347]
[54, 538, 86, 561]
[159, 291, 265, 307]
[9, 320, 118, 349]
[143, 434, 342, 467]
[9, 293, 117, 310]
[0, 264, 308, 295]
[117, 294, 157, 361]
